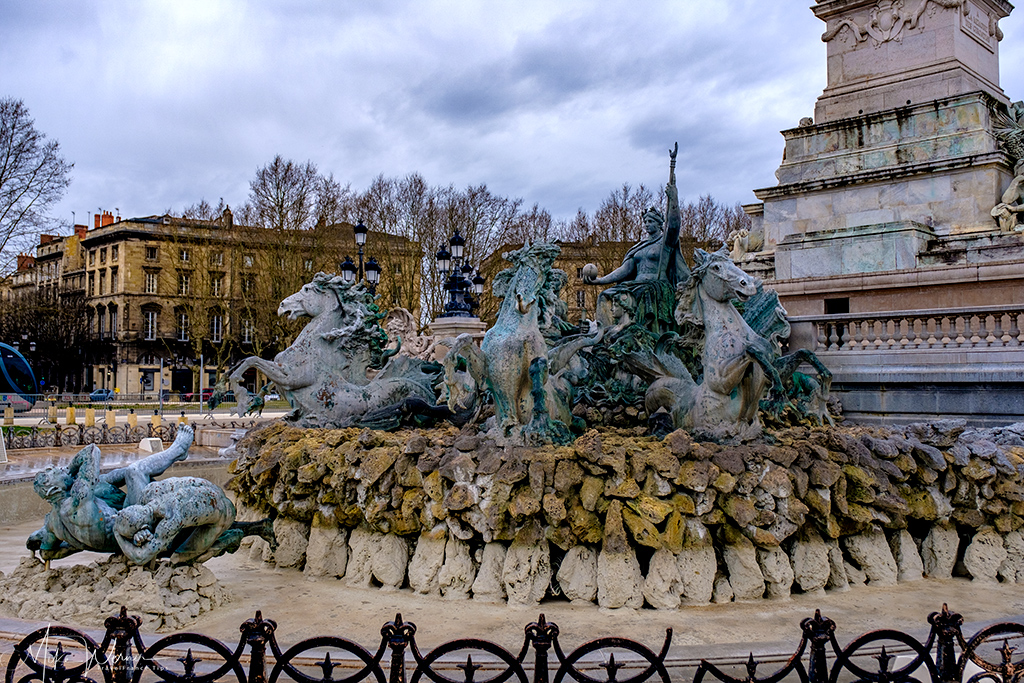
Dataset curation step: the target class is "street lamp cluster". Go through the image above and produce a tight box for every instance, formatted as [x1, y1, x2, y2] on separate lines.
[435, 229, 485, 318]
[338, 221, 487, 320]
[340, 220, 382, 294]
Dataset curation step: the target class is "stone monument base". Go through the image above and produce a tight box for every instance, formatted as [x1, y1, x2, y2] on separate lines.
[0, 555, 229, 631]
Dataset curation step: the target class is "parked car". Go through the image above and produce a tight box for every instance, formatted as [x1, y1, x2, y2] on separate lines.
[184, 388, 215, 403]
[265, 392, 280, 401]
[89, 388, 115, 401]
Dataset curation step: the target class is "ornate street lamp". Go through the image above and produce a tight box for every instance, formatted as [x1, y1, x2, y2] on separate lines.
[435, 230, 485, 318]
[341, 220, 383, 294]
[340, 256, 357, 284]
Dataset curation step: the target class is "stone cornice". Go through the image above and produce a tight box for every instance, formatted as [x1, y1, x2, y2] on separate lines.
[754, 151, 1009, 200]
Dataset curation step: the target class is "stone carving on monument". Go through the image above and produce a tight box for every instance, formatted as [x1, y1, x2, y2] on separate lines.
[228, 274, 441, 428]
[384, 307, 439, 360]
[26, 425, 273, 566]
[821, 0, 974, 46]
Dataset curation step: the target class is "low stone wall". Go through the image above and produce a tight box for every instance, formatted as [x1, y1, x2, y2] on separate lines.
[0, 555, 228, 631]
[229, 420, 1024, 608]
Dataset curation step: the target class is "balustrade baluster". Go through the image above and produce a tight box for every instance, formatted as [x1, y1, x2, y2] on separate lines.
[828, 323, 840, 351]
[998, 313, 1012, 346]
[815, 322, 828, 351]
[984, 314, 998, 347]
[969, 315, 982, 346]
[955, 316, 967, 347]
[1010, 312, 1023, 347]
[884, 319, 897, 349]
[898, 318, 911, 348]
[924, 317, 938, 348]
[865, 320, 877, 349]
[841, 322, 854, 350]
[850, 320, 863, 350]
[940, 316, 953, 348]
[907, 318, 920, 348]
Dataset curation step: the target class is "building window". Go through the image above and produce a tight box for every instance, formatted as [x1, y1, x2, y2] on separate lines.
[178, 272, 191, 296]
[576, 290, 585, 308]
[210, 273, 223, 297]
[277, 257, 286, 270]
[97, 308, 106, 338]
[304, 259, 313, 271]
[110, 306, 118, 337]
[243, 254, 254, 268]
[241, 318, 254, 344]
[210, 252, 223, 266]
[180, 248, 190, 262]
[146, 246, 158, 260]
[110, 266, 118, 293]
[241, 274, 254, 294]
[211, 314, 223, 343]
[111, 245, 119, 261]
[144, 310, 157, 340]
[576, 267, 583, 278]
[395, 263, 402, 274]
[177, 312, 189, 341]
[88, 272, 95, 296]
[89, 250, 96, 266]
[100, 248, 107, 264]
[98, 269, 106, 295]
[144, 271, 158, 294]
[395, 285, 403, 301]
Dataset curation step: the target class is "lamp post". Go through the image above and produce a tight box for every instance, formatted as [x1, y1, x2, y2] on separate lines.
[436, 229, 485, 318]
[340, 220, 383, 294]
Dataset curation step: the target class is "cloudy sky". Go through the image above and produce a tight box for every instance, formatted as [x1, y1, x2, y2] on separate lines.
[3, 1, 1024, 230]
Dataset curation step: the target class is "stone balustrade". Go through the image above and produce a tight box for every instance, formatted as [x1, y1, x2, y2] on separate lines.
[789, 305, 1024, 354]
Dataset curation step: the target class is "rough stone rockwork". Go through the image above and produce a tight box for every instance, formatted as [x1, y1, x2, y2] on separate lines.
[0, 555, 228, 631]
[228, 419, 1024, 608]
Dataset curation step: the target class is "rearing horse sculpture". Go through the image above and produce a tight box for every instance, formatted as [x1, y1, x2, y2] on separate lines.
[646, 248, 790, 441]
[228, 273, 438, 428]
[481, 242, 586, 445]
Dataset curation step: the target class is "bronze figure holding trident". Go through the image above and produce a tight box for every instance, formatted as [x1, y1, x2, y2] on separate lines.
[583, 142, 690, 334]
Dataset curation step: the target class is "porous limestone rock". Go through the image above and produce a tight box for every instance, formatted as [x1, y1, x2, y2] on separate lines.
[344, 527, 376, 588]
[790, 529, 830, 594]
[642, 549, 682, 610]
[272, 517, 310, 568]
[712, 574, 734, 603]
[438, 537, 476, 599]
[1000, 531, 1024, 583]
[757, 546, 794, 599]
[0, 556, 226, 632]
[371, 533, 409, 590]
[408, 529, 447, 595]
[921, 523, 959, 579]
[597, 546, 644, 609]
[471, 542, 507, 602]
[844, 561, 867, 587]
[722, 535, 765, 600]
[826, 539, 850, 592]
[964, 527, 1007, 583]
[502, 538, 551, 607]
[842, 528, 898, 586]
[556, 546, 598, 604]
[304, 516, 349, 579]
[888, 529, 924, 582]
[677, 544, 717, 605]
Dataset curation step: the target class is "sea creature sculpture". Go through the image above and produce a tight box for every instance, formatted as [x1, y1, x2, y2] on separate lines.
[645, 248, 791, 441]
[228, 273, 439, 428]
[27, 425, 273, 565]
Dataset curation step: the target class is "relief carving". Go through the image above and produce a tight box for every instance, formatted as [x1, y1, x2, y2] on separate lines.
[822, 0, 966, 46]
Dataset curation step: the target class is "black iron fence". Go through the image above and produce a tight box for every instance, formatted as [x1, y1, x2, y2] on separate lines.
[2, 422, 184, 449]
[4, 605, 1024, 683]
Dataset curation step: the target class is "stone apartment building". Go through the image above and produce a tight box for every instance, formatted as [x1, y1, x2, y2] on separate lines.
[4, 208, 422, 395]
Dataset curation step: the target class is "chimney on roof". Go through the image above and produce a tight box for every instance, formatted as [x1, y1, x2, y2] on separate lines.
[94, 213, 101, 229]
[39, 234, 55, 245]
[16, 254, 34, 271]
[74, 224, 87, 239]
[102, 211, 114, 227]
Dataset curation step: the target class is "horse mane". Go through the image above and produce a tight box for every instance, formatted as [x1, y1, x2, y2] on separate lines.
[676, 248, 719, 328]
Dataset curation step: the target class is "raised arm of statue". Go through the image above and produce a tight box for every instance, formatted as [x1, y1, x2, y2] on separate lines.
[664, 182, 680, 252]
[584, 260, 636, 286]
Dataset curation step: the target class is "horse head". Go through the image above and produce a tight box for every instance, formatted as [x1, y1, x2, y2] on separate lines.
[692, 248, 759, 304]
[494, 242, 561, 316]
[676, 248, 760, 327]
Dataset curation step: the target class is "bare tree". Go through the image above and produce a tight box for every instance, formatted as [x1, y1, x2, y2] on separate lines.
[592, 183, 656, 243]
[0, 98, 73, 273]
